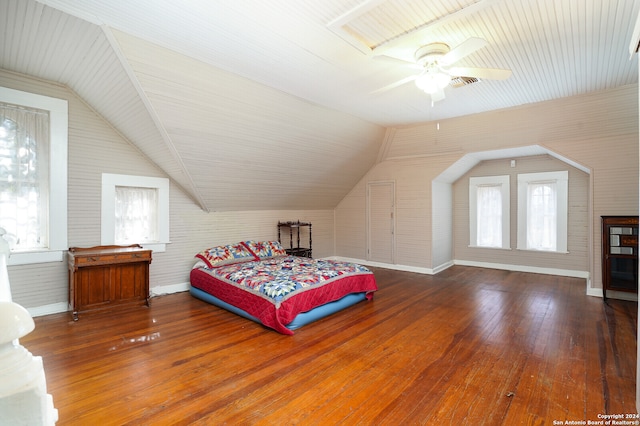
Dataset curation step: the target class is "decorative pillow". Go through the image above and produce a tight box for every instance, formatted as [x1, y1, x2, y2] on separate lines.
[242, 240, 287, 259]
[195, 243, 257, 268]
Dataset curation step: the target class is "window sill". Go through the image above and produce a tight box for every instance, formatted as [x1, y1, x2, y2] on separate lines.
[114, 242, 169, 253]
[468, 245, 512, 251]
[516, 248, 570, 254]
[139, 242, 167, 253]
[8, 250, 64, 266]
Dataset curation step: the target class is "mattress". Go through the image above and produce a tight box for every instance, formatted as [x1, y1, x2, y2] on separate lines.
[189, 255, 377, 335]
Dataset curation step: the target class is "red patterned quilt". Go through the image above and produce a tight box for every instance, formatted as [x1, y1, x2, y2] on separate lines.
[189, 256, 377, 334]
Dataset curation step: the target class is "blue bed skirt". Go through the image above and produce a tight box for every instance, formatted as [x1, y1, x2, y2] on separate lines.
[189, 286, 368, 331]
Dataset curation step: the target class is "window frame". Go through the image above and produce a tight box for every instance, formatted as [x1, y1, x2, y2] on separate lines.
[1, 86, 68, 266]
[101, 173, 169, 252]
[517, 171, 569, 253]
[468, 175, 510, 250]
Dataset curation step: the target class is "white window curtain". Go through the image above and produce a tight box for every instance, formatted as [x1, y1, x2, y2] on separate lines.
[526, 181, 557, 251]
[114, 186, 158, 244]
[476, 185, 503, 247]
[517, 171, 568, 253]
[469, 175, 510, 249]
[0, 103, 49, 250]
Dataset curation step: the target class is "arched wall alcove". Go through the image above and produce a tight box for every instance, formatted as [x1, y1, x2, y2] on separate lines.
[432, 144, 593, 290]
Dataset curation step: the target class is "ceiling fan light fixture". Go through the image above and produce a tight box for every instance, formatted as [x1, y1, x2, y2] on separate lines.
[414, 71, 450, 94]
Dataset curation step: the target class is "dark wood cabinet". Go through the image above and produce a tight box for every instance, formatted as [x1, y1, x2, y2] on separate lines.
[601, 216, 638, 301]
[68, 245, 152, 320]
[278, 221, 312, 258]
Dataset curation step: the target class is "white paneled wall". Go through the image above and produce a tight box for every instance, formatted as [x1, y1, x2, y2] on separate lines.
[1, 73, 637, 310]
[336, 85, 638, 291]
[336, 153, 462, 269]
[159, 201, 334, 290]
[112, 29, 385, 213]
[334, 181, 368, 260]
[0, 1, 202, 208]
[0, 69, 335, 312]
[431, 181, 453, 270]
[453, 155, 589, 272]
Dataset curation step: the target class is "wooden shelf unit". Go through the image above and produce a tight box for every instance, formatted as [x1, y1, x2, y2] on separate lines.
[601, 216, 638, 301]
[278, 221, 312, 258]
[68, 244, 152, 320]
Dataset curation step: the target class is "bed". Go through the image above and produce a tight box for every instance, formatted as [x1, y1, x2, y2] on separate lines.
[189, 240, 377, 335]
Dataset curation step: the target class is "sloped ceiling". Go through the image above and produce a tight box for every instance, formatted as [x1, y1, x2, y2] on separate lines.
[0, 0, 638, 212]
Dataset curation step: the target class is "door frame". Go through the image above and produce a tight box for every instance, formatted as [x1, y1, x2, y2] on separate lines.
[366, 180, 396, 264]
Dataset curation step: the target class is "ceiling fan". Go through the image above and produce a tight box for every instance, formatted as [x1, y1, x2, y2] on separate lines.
[372, 37, 512, 103]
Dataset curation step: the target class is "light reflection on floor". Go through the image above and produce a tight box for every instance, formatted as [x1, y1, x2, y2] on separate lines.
[108, 331, 161, 351]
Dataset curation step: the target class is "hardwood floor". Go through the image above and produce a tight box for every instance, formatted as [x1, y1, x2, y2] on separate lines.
[21, 266, 637, 425]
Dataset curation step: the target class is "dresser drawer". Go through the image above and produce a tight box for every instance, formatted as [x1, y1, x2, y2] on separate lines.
[72, 251, 151, 266]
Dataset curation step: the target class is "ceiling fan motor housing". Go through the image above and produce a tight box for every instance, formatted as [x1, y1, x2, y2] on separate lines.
[415, 42, 450, 67]
[374, 37, 510, 102]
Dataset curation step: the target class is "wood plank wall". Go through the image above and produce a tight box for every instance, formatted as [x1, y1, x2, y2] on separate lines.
[335, 85, 638, 291]
[0, 69, 334, 310]
[453, 154, 589, 271]
[1, 68, 637, 310]
[112, 29, 385, 212]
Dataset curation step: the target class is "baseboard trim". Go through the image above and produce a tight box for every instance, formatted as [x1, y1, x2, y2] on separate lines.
[330, 257, 591, 281]
[329, 257, 604, 298]
[150, 282, 190, 297]
[27, 302, 68, 318]
[588, 288, 638, 302]
[453, 259, 590, 279]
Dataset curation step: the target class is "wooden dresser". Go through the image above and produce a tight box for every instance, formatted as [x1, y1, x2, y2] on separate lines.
[68, 245, 152, 320]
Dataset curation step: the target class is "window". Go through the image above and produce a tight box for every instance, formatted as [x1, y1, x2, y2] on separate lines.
[0, 87, 68, 265]
[517, 171, 568, 252]
[102, 174, 169, 252]
[469, 175, 510, 249]
[0, 104, 49, 250]
[115, 186, 159, 244]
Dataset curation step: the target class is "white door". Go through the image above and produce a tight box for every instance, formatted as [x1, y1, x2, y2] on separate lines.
[367, 182, 395, 263]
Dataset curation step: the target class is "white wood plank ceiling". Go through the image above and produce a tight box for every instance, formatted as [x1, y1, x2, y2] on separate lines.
[0, 0, 638, 212]
[31, 0, 640, 124]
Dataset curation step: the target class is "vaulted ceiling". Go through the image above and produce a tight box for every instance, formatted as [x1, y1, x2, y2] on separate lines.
[0, 0, 638, 212]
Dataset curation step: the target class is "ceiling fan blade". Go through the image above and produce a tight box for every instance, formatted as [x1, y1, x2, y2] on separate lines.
[431, 88, 446, 102]
[373, 55, 422, 70]
[446, 66, 512, 80]
[371, 0, 499, 58]
[372, 45, 419, 63]
[370, 74, 419, 94]
[441, 37, 488, 65]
